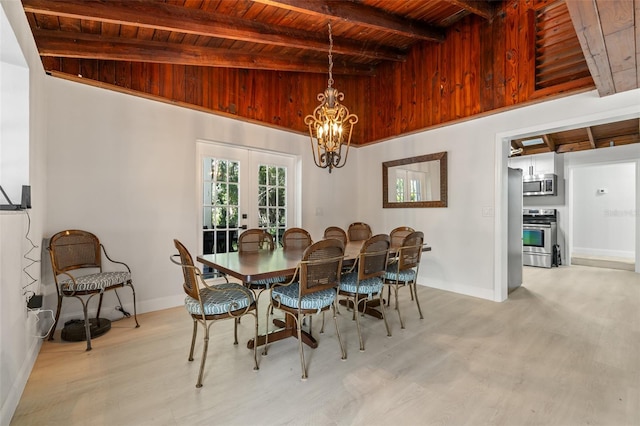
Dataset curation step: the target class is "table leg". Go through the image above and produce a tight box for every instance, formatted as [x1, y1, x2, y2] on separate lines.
[247, 315, 318, 349]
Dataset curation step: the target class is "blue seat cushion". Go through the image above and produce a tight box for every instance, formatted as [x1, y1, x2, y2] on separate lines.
[247, 275, 287, 288]
[384, 267, 416, 283]
[185, 282, 254, 316]
[272, 283, 336, 312]
[339, 272, 383, 299]
[60, 271, 131, 292]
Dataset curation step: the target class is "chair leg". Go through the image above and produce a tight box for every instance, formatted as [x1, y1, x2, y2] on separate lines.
[129, 282, 140, 328]
[196, 322, 211, 388]
[96, 292, 104, 319]
[412, 282, 424, 319]
[332, 303, 347, 361]
[378, 294, 391, 337]
[188, 319, 197, 361]
[320, 311, 325, 334]
[48, 295, 63, 341]
[355, 297, 364, 351]
[251, 312, 259, 371]
[393, 285, 405, 329]
[297, 313, 307, 380]
[262, 301, 272, 356]
[80, 297, 92, 351]
[233, 317, 239, 345]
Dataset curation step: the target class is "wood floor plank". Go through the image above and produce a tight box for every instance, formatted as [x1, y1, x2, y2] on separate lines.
[10, 265, 640, 425]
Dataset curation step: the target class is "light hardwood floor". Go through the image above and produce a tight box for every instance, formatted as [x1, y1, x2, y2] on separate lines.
[11, 265, 640, 426]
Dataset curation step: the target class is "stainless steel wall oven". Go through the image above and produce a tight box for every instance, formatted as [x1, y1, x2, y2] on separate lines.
[523, 209, 558, 268]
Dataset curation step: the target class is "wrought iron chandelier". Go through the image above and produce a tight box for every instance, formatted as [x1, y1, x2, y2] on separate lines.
[304, 23, 358, 173]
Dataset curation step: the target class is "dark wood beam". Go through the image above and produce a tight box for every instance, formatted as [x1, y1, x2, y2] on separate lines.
[441, 0, 496, 21]
[33, 29, 376, 75]
[565, 0, 616, 96]
[22, 0, 406, 62]
[253, 0, 445, 42]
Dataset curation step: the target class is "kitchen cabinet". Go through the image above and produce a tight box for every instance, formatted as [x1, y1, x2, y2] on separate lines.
[509, 152, 560, 175]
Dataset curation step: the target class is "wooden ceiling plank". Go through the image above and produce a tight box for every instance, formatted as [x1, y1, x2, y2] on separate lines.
[586, 126, 597, 149]
[252, 0, 445, 42]
[33, 29, 376, 75]
[22, 0, 406, 61]
[565, 0, 616, 96]
[439, 0, 495, 21]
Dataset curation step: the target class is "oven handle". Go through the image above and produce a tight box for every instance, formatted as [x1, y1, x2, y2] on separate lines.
[523, 224, 551, 229]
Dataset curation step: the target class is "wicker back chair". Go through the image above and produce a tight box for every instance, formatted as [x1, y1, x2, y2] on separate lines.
[282, 227, 313, 250]
[389, 226, 415, 252]
[339, 234, 391, 351]
[237, 228, 285, 312]
[263, 238, 346, 380]
[238, 228, 275, 253]
[347, 222, 373, 241]
[47, 229, 139, 351]
[384, 231, 424, 329]
[323, 226, 348, 245]
[171, 239, 258, 388]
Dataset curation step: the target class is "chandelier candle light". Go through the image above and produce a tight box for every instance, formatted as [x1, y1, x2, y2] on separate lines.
[304, 23, 358, 173]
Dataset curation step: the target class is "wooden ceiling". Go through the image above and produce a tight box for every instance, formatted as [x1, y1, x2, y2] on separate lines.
[511, 117, 640, 157]
[22, 0, 496, 75]
[20, 0, 640, 152]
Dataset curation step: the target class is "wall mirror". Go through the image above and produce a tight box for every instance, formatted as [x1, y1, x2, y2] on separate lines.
[382, 151, 447, 208]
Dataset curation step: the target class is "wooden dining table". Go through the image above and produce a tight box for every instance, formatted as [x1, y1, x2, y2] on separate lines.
[197, 241, 363, 349]
[197, 240, 431, 349]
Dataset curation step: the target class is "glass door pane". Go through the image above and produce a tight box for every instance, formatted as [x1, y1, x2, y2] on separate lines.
[203, 158, 240, 254]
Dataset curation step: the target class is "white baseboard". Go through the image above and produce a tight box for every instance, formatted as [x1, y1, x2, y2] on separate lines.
[418, 278, 496, 301]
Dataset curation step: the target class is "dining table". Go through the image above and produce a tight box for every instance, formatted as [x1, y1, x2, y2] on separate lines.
[197, 240, 431, 349]
[197, 241, 363, 349]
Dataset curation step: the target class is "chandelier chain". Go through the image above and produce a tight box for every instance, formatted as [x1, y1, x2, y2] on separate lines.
[327, 23, 334, 87]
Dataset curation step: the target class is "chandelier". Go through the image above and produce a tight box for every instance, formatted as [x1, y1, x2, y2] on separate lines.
[304, 23, 358, 173]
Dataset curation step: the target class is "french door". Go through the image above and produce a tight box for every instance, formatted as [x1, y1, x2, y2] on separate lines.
[197, 142, 298, 256]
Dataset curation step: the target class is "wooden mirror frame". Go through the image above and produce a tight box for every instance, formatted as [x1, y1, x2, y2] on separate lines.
[382, 151, 448, 208]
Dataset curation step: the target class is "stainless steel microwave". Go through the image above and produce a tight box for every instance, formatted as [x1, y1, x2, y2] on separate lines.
[523, 173, 557, 196]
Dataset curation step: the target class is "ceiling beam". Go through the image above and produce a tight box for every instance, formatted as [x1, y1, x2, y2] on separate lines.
[252, 0, 445, 42]
[586, 127, 597, 149]
[541, 134, 556, 151]
[22, 0, 406, 62]
[33, 29, 376, 75]
[441, 0, 496, 21]
[565, 0, 616, 96]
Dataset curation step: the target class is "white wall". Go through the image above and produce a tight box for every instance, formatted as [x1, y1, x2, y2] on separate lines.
[0, 1, 47, 424]
[572, 162, 636, 259]
[43, 76, 363, 317]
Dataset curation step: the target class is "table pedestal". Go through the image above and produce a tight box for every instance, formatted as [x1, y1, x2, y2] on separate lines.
[247, 316, 317, 349]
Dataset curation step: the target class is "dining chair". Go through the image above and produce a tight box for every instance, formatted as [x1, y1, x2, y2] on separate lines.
[389, 226, 415, 251]
[47, 229, 140, 351]
[338, 234, 391, 351]
[238, 228, 286, 291]
[171, 239, 259, 388]
[262, 238, 346, 380]
[323, 226, 348, 245]
[282, 227, 313, 250]
[388, 226, 416, 302]
[383, 231, 424, 329]
[347, 222, 373, 241]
